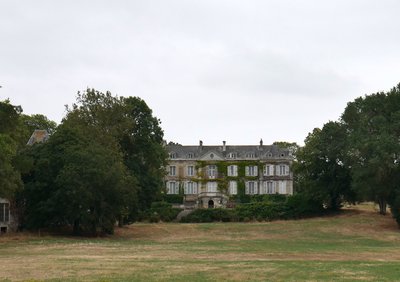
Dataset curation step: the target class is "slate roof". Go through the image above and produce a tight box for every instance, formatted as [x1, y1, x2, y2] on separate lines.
[166, 141, 292, 160]
[27, 130, 49, 146]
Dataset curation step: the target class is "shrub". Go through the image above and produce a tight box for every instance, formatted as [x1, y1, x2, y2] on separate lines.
[162, 194, 184, 204]
[235, 201, 286, 221]
[284, 193, 324, 219]
[180, 208, 236, 223]
[142, 201, 182, 222]
[180, 194, 326, 223]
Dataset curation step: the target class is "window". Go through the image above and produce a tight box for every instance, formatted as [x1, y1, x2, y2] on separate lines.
[266, 181, 275, 194]
[227, 165, 238, 176]
[245, 181, 258, 195]
[246, 153, 256, 158]
[227, 153, 237, 159]
[169, 153, 177, 159]
[245, 165, 258, 176]
[169, 166, 176, 176]
[207, 182, 218, 193]
[278, 181, 287, 194]
[188, 153, 194, 159]
[208, 165, 217, 178]
[184, 182, 198, 195]
[229, 181, 237, 195]
[278, 165, 289, 176]
[0, 203, 10, 222]
[167, 181, 179, 194]
[263, 164, 274, 176]
[187, 166, 195, 176]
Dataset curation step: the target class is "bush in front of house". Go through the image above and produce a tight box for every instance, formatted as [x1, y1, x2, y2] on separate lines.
[142, 201, 182, 222]
[162, 194, 184, 204]
[283, 193, 325, 219]
[180, 208, 237, 223]
[180, 194, 324, 223]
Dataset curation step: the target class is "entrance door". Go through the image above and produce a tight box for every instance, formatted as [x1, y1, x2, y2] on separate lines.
[208, 200, 214, 209]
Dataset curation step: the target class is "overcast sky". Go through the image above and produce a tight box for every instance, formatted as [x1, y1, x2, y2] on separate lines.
[1, 1, 400, 146]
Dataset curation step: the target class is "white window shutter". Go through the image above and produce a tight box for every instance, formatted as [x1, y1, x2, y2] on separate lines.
[245, 182, 249, 194]
[270, 165, 274, 176]
[245, 166, 249, 176]
[254, 166, 258, 176]
[286, 165, 290, 176]
[276, 165, 280, 176]
[234, 165, 238, 176]
[282, 181, 287, 194]
[255, 182, 258, 194]
[194, 182, 198, 194]
[184, 182, 188, 194]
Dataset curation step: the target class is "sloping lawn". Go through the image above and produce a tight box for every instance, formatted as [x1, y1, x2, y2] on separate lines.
[1, 203, 400, 281]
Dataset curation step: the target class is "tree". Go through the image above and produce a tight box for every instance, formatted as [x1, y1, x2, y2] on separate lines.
[65, 89, 167, 217]
[341, 84, 400, 214]
[0, 100, 23, 199]
[0, 99, 22, 134]
[0, 134, 22, 198]
[21, 122, 136, 235]
[119, 96, 167, 212]
[295, 121, 354, 210]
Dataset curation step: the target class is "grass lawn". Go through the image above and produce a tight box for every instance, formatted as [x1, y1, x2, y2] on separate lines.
[1, 203, 400, 281]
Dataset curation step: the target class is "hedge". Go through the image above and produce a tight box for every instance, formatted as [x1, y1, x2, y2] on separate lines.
[141, 201, 182, 222]
[180, 194, 324, 222]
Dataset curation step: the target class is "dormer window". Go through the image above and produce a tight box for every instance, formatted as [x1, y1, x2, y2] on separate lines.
[188, 153, 194, 159]
[227, 153, 237, 159]
[169, 153, 177, 159]
[267, 153, 273, 158]
[246, 153, 256, 158]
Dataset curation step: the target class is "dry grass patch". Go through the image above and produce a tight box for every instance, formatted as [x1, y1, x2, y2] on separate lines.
[1, 204, 400, 281]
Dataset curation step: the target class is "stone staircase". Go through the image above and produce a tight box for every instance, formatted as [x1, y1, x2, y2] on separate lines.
[176, 209, 194, 222]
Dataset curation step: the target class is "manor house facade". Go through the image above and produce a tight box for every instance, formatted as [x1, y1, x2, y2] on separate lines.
[165, 140, 293, 209]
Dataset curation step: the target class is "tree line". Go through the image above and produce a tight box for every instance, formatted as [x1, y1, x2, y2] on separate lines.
[0, 89, 167, 235]
[295, 83, 400, 225]
[2, 83, 400, 234]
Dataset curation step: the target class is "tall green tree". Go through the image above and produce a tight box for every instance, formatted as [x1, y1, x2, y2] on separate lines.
[0, 100, 23, 198]
[21, 122, 136, 234]
[341, 84, 400, 214]
[295, 121, 354, 210]
[65, 89, 167, 217]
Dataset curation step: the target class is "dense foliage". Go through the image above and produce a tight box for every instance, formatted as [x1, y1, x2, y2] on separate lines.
[0, 100, 24, 199]
[21, 123, 135, 234]
[295, 83, 400, 226]
[140, 201, 182, 223]
[181, 194, 323, 223]
[2, 89, 167, 235]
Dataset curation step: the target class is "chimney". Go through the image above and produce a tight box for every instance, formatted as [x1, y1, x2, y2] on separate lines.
[260, 138, 263, 147]
[222, 141, 226, 152]
[199, 140, 203, 150]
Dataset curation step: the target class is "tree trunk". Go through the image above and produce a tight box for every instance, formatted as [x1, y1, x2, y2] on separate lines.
[378, 198, 387, 215]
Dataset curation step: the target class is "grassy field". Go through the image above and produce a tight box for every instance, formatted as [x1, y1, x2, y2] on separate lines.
[1, 203, 400, 281]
